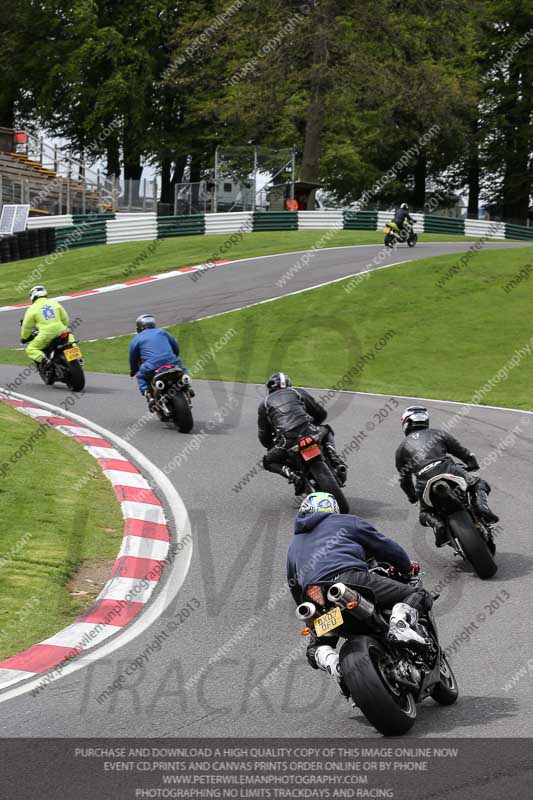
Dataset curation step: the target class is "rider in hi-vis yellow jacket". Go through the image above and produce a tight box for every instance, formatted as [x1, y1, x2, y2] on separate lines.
[20, 285, 73, 364]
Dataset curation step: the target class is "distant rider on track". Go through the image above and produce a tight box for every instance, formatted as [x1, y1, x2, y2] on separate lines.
[392, 202, 415, 237]
[129, 314, 193, 411]
[258, 372, 347, 495]
[395, 406, 499, 546]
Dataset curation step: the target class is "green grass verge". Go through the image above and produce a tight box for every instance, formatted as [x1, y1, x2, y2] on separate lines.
[1, 230, 479, 306]
[4, 245, 530, 410]
[0, 402, 123, 659]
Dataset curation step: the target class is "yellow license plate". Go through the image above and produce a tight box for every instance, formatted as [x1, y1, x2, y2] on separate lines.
[314, 606, 343, 636]
[64, 346, 82, 361]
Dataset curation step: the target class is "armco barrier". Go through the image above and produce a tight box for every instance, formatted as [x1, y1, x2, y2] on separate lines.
[464, 219, 505, 239]
[157, 214, 205, 238]
[106, 212, 158, 244]
[299, 210, 344, 230]
[27, 215, 73, 229]
[424, 216, 465, 235]
[344, 210, 378, 230]
[506, 222, 533, 241]
[54, 221, 107, 250]
[253, 211, 298, 231]
[204, 211, 253, 234]
[1, 210, 533, 266]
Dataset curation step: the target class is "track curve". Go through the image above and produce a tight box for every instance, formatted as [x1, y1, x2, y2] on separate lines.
[0, 240, 529, 347]
[0, 367, 531, 738]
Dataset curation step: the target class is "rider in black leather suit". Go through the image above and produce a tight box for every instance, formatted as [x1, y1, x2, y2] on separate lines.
[393, 203, 415, 235]
[258, 372, 347, 494]
[395, 406, 499, 546]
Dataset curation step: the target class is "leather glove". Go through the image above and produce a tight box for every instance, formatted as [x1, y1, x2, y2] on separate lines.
[466, 454, 479, 471]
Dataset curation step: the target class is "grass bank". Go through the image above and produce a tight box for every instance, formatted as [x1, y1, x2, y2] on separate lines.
[0, 402, 123, 659]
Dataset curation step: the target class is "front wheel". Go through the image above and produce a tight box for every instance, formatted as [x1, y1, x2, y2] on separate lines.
[308, 460, 349, 513]
[448, 509, 497, 579]
[339, 637, 417, 736]
[171, 390, 194, 433]
[384, 233, 395, 247]
[65, 359, 85, 392]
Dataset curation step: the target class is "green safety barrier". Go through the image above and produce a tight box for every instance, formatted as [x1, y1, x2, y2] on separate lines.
[253, 211, 298, 231]
[54, 221, 107, 250]
[424, 215, 465, 235]
[505, 223, 533, 241]
[343, 210, 378, 230]
[71, 212, 115, 224]
[157, 214, 205, 238]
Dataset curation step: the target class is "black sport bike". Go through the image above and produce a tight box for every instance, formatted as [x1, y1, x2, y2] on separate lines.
[285, 430, 349, 513]
[150, 364, 194, 433]
[296, 561, 458, 736]
[418, 460, 498, 579]
[31, 329, 85, 392]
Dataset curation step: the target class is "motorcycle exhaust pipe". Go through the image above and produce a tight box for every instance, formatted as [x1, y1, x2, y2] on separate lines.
[181, 373, 190, 385]
[295, 602, 316, 621]
[154, 379, 165, 390]
[327, 583, 376, 622]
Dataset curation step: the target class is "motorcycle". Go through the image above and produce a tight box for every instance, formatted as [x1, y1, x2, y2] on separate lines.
[418, 460, 497, 579]
[384, 220, 417, 248]
[150, 364, 194, 433]
[285, 429, 349, 513]
[24, 326, 85, 392]
[296, 560, 458, 736]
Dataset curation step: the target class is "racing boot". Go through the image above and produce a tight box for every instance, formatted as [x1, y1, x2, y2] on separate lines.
[419, 510, 448, 548]
[388, 603, 430, 648]
[314, 646, 351, 700]
[472, 488, 499, 525]
[281, 466, 306, 497]
[144, 389, 157, 413]
[325, 443, 348, 486]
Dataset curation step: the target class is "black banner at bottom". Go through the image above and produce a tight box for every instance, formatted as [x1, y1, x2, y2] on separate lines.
[0, 738, 532, 800]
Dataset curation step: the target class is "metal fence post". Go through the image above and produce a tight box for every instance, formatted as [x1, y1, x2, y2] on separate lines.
[174, 183, 178, 216]
[213, 146, 219, 213]
[153, 178, 157, 212]
[143, 178, 147, 211]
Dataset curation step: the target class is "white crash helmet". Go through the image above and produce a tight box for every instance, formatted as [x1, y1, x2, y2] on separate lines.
[402, 405, 429, 435]
[30, 285, 47, 303]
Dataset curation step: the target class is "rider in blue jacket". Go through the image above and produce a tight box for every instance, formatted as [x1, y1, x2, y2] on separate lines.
[287, 492, 433, 695]
[129, 314, 192, 410]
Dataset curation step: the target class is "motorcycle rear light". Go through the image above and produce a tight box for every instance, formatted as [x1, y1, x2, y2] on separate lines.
[59, 332, 69, 340]
[299, 436, 313, 447]
[306, 585, 325, 606]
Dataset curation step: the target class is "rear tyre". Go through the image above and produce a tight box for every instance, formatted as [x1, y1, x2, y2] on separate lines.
[448, 509, 497, 578]
[308, 460, 349, 513]
[171, 390, 194, 433]
[430, 652, 459, 706]
[66, 360, 85, 392]
[407, 234, 418, 247]
[339, 637, 417, 736]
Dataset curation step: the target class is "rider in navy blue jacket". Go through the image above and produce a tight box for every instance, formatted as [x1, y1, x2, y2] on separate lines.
[286, 493, 433, 693]
[129, 314, 189, 407]
[287, 509, 412, 602]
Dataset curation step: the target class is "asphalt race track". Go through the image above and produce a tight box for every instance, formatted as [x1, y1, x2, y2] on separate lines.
[0, 240, 529, 347]
[0, 240, 532, 738]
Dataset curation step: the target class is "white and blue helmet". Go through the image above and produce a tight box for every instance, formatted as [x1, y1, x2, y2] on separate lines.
[299, 492, 340, 517]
